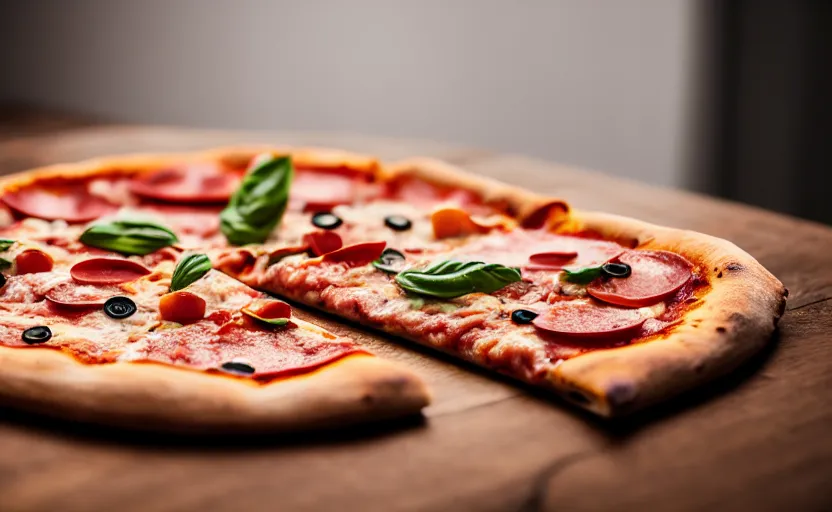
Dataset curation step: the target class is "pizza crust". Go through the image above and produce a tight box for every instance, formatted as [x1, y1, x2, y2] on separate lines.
[0, 348, 429, 433]
[384, 159, 787, 417]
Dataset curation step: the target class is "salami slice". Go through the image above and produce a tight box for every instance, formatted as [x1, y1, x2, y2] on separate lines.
[45, 282, 118, 307]
[128, 164, 240, 204]
[290, 171, 360, 212]
[302, 231, 343, 256]
[587, 250, 693, 308]
[385, 178, 480, 209]
[1, 185, 116, 223]
[321, 241, 386, 266]
[137, 204, 222, 237]
[525, 250, 579, 270]
[243, 298, 292, 321]
[532, 301, 646, 338]
[70, 258, 151, 285]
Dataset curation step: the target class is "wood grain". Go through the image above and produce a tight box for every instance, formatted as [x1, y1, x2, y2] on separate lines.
[0, 123, 830, 512]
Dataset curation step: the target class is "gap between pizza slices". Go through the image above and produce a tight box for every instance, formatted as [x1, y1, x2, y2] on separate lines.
[0, 146, 787, 429]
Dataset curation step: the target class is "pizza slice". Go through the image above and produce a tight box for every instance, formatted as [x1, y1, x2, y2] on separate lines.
[213, 152, 786, 417]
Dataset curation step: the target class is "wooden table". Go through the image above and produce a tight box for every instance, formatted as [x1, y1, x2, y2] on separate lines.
[0, 120, 830, 512]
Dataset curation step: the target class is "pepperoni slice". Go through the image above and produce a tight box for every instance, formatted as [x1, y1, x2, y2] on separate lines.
[290, 171, 359, 212]
[2, 185, 116, 223]
[70, 258, 151, 285]
[321, 241, 386, 266]
[302, 231, 343, 256]
[385, 178, 480, 208]
[159, 291, 206, 325]
[587, 250, 693, 308]
[129, 164, 240, 204]
[45, 282, 117, 308]
[15, 249, 54, 274]
[532, 301, 646, 338]
[243, 298, 292, 320]
[137, 204, 222, 237]
[526, 251, 578, 270]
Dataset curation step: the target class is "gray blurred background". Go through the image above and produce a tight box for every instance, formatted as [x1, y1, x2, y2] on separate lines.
[1, 0, 828, 223]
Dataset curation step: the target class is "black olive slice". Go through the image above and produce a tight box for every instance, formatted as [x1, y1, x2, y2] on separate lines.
[104, 296, 137, 319]
[311, 212, 343, 230]
[511, 309, 539, 325]
[22, 326, 52, 345]
[384, 215, 412, 231]
[601, 262, 632, 279]
[220, 361, 256, 375]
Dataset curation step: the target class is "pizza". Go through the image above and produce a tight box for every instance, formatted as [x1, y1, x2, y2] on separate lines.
[0, 146, 786, 429]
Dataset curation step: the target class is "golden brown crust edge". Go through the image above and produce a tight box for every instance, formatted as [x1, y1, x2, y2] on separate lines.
[0, 146, 429, 432]
[0, 349, 430, 433]
[385, 158, 787, 417]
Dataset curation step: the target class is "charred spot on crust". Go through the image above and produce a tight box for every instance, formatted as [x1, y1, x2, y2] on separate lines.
[726, 263, 743, 272]
[777, 299, 787, 316]
[605, 381, 637, 410]
[716, 326, 727, 333]
[716, 271, 723, 278]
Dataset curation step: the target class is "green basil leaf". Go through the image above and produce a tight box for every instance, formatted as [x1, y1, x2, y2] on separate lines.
[395, 260, 521, 299]
[220, 155, 293, 246]
[241, 309, 290, 326]
[80, 219, 178, 255]
[0, 257, 11, 270]
[0, 239, 15, 251]
[170, 253, 212, 291]
[561, 265, 603, 284]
